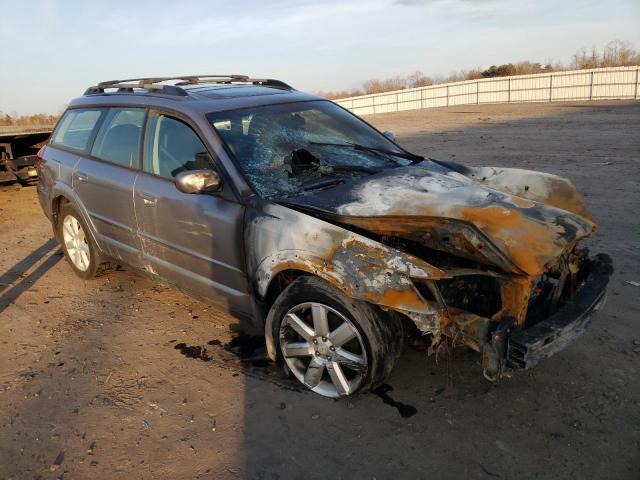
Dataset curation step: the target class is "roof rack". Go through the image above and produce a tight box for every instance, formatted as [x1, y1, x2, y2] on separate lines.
[83, 75, 293, 96]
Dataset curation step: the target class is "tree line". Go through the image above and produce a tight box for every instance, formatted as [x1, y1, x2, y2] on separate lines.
[0, 112, 58, 127]
[318, 40, 640, 99]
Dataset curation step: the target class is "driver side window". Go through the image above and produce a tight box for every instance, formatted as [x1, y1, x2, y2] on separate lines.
[143, 113, 214, 180]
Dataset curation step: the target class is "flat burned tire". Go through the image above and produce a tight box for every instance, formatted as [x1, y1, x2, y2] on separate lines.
[269, 276, 403, 398]
[57, 203, 112, 280]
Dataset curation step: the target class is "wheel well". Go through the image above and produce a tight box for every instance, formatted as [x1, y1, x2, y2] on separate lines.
[51, 195, 70, 228]
[263, 269, 307, 313]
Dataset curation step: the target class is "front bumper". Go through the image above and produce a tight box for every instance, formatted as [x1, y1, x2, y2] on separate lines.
[507, 254, 613, 369]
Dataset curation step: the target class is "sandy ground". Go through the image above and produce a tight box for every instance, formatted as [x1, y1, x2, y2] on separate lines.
[0, 101, 638, 480]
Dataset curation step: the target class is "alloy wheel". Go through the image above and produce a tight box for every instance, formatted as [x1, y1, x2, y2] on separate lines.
[279, 302, 368, 397]
[62, 214, 90, 272]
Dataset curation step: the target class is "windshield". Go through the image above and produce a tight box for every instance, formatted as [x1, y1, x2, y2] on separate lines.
[207, 100, 418, 198]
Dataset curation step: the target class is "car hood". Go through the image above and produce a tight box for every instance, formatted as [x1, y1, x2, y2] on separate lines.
[281, 160, 596, 275]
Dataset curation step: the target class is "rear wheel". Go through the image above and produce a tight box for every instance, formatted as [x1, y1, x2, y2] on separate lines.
[58, 203, 111, 279]
[269, 276, 404, 397]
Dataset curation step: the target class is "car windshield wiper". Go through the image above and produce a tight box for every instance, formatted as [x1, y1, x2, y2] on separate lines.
[328, 164, 382, 174]
[294, 177, 345, 194]
[279, 175, 348, 198]
[309, 141, 423, 163]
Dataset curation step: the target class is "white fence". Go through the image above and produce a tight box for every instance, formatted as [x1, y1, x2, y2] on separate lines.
[334, 66, 640, 116]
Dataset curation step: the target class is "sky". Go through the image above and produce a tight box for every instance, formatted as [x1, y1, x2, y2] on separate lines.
[1, 0, 638, 115]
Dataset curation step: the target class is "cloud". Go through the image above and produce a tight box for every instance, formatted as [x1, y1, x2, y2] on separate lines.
[100, 0, 394, 50]
[2, 0, 639, 114]
[392, 0, 517, 24]
[99, 0, 514, 52]
[395, 0, 501, 5]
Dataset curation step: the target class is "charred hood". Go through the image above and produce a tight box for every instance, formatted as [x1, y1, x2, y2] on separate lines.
[281, 161, 596, 275]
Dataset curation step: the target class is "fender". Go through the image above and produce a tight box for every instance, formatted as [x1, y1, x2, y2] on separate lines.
[248, 202, 446, 316]
[255, 245, 444, 315]
[51, 181, 105, 255]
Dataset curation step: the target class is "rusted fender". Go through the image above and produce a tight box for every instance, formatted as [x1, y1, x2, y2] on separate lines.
[246, 202, 445, 314]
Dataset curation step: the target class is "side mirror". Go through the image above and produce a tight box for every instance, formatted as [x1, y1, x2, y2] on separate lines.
[382, 130, 396, 141]
[175, 169, 221, 194]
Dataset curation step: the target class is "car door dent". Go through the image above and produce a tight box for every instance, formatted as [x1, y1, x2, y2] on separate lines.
[88, 210, 136, 233]
[146, 248, 246, 300]
[137, 228, 244, 274]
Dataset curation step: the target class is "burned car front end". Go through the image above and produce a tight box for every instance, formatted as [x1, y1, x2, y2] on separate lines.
[417, 242, 611, 379]
[208, 97, 612, 382]
[278, 160, 613, 379]
[276, 160, 613, 379]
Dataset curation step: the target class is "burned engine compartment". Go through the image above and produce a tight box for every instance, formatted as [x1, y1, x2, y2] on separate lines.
[376, 228, 612, 379]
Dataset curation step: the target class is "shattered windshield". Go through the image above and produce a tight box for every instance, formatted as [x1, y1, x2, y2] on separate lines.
[207, 100, 418, 198]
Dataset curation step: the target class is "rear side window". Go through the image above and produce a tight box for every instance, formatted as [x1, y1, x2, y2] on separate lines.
[91, 108, 145, 168]
[51, 109, 103, 151]
[143, 113, 213, 179]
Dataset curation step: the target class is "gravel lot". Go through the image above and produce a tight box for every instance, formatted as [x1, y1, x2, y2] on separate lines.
[1, 101, 638, 480]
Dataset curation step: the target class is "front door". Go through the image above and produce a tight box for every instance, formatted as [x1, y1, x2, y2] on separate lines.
[133, 111, 250, 316]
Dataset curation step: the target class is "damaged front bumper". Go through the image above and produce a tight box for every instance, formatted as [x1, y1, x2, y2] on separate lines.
[507, 254, 612, 370]
[472, 252, 614, 379]
[421, 251, 614, 380]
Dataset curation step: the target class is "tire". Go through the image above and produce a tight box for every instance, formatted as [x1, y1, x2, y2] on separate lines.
[269, 276, 404, 398]
[57, 203, 112, 280]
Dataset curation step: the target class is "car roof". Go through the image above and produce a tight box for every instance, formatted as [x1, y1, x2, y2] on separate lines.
[68, 78, 324, 116]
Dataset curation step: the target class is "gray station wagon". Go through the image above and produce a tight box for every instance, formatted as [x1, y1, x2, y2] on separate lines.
[37, 75, 612, 397]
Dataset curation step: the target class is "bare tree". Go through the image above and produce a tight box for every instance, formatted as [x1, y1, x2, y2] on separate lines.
[570, 46, 600, 69]
[601, 40, 639, 67]
[0, 112, 59, 126]
[363, 76, 407, 94]
[317, 39, 638, 99]
[406, 71, 433, 88]
[317, 89, 363, 99]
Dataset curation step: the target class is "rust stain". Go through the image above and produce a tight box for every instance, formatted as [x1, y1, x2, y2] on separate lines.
[444, 307, 488, 352]
[278, 258, 341, 286]
[494, 275, 533, 325]
[336, 209, 579, 276]
[335, 215, 440, 235]
[364, 286, 428, 312]
[459, 205, 562, 275]
[544, 186, 593, 221]
[343, 237, 388, 261]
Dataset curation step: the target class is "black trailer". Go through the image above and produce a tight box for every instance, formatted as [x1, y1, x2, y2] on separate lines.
[0, 128, 52, 187]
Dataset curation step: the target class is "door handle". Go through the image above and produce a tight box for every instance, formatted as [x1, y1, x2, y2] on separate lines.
[75, 171, 88, 183]
[139, 192, 157, 206]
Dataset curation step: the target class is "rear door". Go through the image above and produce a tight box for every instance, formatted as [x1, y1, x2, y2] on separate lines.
[44, 107, 104, 212]
[73, 107, 146, 267]
[133, 110, 250, 315]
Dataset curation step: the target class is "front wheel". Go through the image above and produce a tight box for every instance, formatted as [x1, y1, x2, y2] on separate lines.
[269, 276, 404, 398]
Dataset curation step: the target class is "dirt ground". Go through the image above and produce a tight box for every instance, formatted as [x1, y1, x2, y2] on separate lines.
[1, 101, 638, 480]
